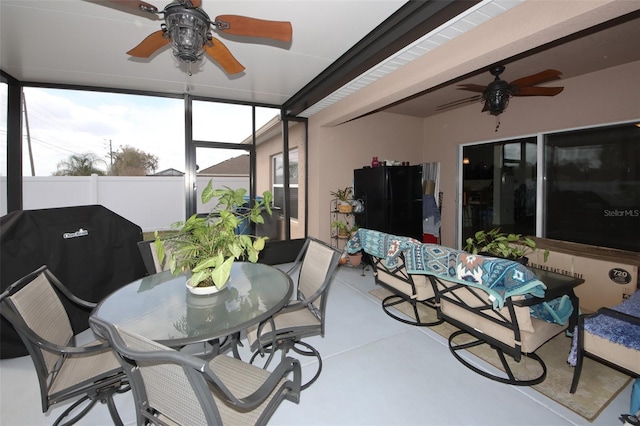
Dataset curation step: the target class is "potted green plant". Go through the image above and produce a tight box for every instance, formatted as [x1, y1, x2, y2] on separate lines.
[463, 228, 549, 264]
[330, 186, 354, 213]
[155, 180, 273, 294]
[331, 220, 350, 239]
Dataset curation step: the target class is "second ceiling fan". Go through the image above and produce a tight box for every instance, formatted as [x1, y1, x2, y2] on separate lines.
[457, 65, 564, 116]
[107, 0, 293, 75]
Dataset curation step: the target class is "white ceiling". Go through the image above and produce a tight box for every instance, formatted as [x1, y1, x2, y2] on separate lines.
[1, 0, 639, 119]
[0, 0, 407, 105]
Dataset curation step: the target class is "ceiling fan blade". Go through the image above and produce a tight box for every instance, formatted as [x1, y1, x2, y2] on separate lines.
[510, 69, 562, 88]
[204, 37, 246, 74]
[215, 15, 292, 42]
[513, 86, 564, 96]
[436, 95, 482, 111]
[189, 0, 202, 7]
[127, 31, 169, 58]
[104, 0, 158, 15]
[457, 84, 486, 93]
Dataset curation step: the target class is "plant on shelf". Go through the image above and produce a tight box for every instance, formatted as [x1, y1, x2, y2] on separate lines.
[463, 227, 549, 263]
[330, 186, 354, 213]
[155, 180, 273, 292]
[331, 220, 350, 239]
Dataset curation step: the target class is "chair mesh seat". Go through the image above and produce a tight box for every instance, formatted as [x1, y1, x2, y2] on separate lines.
[9, 273, 73, 372]
[49, 341, 122, 395]
[210, 356, 290, 425]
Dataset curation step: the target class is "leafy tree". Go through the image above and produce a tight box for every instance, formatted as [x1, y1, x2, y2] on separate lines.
[110, 145, 158, 176]
[53, 153, 106, 176]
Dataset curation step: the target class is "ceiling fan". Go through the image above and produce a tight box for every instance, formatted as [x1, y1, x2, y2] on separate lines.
[105, 0, 293, 75]
[456, 65, 564, 116]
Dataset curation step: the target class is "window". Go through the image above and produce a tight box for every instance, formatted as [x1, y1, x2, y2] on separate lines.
[460, 122, 639, 253]
[273, 149, 298, 219]
[544, 123, 640, 252]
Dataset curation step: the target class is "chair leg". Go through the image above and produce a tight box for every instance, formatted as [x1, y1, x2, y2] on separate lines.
[53, 396, 97, 426]
[105, 394, 124, 426]
[290, 340, 323, 390]
[381, 294, 443, 327]
[53, 380, 127, 426]
[448, 329, 547, 386]
[249, 342, 278, 370]
[570, 348, 584, 393]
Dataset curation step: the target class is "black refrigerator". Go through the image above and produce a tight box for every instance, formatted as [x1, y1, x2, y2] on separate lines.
[353, 165, 423, 240]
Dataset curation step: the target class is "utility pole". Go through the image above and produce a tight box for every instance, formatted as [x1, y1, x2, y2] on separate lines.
[22, 91, 36, 176]
[105, 139, 113, 172]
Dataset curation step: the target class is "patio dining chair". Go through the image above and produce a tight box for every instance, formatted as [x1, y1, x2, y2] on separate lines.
[137, 239, 170, 275]
[246, 237, 341, 390]
[0, 265, 128, 426]
[90, 316, 301, 426]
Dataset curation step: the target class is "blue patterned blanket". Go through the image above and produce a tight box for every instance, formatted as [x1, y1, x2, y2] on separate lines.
[568, 290, 640, 366]
[346, 228, 420, 266]
[403, 242, 548, 309]
[348, 229, 573, 324]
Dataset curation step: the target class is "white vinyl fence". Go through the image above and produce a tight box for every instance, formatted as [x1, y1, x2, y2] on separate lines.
[0, 175, 249, 232]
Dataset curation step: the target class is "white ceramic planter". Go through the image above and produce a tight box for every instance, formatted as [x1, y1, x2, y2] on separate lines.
[186, 279, 228, 295]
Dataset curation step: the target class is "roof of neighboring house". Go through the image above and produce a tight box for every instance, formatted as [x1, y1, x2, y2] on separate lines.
[152, 168, 184, 176]
[198, 155, 249, 176]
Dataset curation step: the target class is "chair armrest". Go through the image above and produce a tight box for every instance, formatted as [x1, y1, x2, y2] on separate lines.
[278, 300, 308, 313]
[204, 356, 301, 409]
[45, 268, 97, 309]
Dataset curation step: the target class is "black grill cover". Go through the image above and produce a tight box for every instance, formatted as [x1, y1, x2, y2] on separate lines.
[1, 205, 147, 358]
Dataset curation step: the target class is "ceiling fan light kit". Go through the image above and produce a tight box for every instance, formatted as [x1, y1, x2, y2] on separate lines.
[111, 0, 292, 75]
[483, 66, 511, 116]
[164, 4, 211, 63]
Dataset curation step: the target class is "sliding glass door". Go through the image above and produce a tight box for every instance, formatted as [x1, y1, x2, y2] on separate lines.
[461, 137, 536, 244]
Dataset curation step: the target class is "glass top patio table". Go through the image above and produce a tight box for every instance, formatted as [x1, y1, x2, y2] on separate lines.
[92, 262, 292, 348]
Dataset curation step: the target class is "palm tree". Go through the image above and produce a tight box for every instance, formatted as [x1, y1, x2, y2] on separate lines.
[53, 153, 106, 176]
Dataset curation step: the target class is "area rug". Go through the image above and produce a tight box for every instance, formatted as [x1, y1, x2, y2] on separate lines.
[370, 287, 632, 421]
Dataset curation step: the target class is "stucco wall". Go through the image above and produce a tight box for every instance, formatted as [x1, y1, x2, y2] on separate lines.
[255, 121, 307, 239]
[307, 60, 639, 247]
[308, 112, 423, 241]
